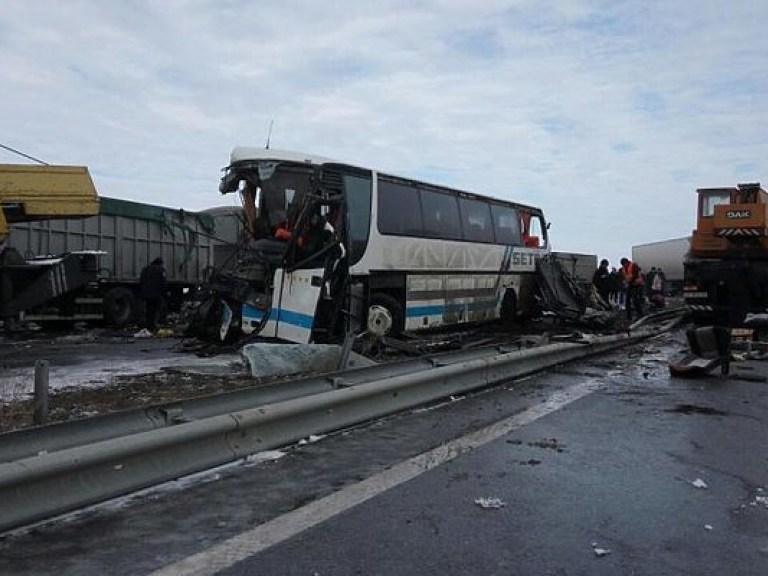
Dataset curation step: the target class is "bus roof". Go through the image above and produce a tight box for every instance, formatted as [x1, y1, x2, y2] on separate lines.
[227, 146, 544, 214]
[229, 147, 338, 166]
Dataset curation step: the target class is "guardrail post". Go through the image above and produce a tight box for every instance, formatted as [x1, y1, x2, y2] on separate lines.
[33, 360, 49, 426]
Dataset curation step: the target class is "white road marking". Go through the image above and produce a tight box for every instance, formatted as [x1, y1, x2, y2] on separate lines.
[149, 379, 603, 576]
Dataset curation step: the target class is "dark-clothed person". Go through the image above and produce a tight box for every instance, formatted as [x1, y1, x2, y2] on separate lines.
[608, 267, 621, 307]
[140, 257, 166, 331]
[645, 267, 657, 297]
[592, 259, 611, 302]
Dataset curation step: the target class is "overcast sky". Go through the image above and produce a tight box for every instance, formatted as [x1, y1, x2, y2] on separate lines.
[2, 1, 766, 267]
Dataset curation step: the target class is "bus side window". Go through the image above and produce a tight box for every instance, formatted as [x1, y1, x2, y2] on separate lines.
[420, 188, 461, 241]
[343, 174, 372, 265]
[458, 197, 493, 243]
[491, 205, 522, 245]
[378, 180, 422, 237]
[525, 214, 547, 248]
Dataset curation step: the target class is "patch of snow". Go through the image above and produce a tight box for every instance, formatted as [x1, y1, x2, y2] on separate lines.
[474, 497, 506, 509]
[591, 542, 611, 557]
[751, 495, 768, 508]
[243, 450, 287, 466]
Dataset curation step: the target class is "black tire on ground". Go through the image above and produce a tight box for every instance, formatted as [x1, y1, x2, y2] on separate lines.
[368, 293, 405, 336]
[499, 289, 518, 326]
[102, 286, 137, 327]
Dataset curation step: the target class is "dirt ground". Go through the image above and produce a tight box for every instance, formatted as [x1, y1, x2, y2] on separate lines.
[0, 325, 269, 432]
[0, 326, 404, 432]
[0, 364, 263, 433]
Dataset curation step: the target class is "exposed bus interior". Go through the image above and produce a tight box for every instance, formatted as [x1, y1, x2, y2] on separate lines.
[201, 158, 349, 342]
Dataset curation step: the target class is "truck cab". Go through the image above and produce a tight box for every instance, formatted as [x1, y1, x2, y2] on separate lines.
[690, 183, 768, 259]
[686, 182, 768, 326]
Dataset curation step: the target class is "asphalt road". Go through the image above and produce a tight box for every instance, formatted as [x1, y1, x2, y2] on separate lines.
[1, 330, 767, 575]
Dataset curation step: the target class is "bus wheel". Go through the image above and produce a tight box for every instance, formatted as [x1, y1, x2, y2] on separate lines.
[367, 294, 404, 336]
[103, 287, 137, 327]
[499, 289, 517, 327]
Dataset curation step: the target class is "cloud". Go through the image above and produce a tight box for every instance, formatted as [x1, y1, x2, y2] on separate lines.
[0, 0, 766, 266]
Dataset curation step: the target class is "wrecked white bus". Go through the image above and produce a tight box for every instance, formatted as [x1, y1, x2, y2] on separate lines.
[203, 147, 549, 344]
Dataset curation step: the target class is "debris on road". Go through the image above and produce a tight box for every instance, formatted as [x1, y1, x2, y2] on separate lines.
[474, 497, 506, 509]
[669, 326, 731, 378]
[241, 343, 375, 378]
[528, 438, 565, 452]
[591, 542, 611, 557]
[518, 458, 542, 466]
[691, 478, 709, 489]
[298, 434, 325, 446]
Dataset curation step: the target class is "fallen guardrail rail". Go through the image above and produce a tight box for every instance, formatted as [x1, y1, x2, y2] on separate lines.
[0, 324, 672, 533]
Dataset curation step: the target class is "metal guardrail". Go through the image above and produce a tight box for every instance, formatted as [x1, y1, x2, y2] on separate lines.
[0, 329, 659, 533]
[0, 344, 525, 464]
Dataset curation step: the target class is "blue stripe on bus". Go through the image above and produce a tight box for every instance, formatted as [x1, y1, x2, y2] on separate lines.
[243, 305, 315, 329]
[406, 300, 497, 318]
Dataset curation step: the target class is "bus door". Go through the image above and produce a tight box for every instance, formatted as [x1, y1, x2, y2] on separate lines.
[263, 196, 345, 343]
[260, 267, 324, 343]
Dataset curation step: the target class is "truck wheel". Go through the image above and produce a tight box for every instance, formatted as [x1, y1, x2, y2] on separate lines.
[103, 287, 137, 327]
[499, 289, 518, 326]
[367, 293, 404, 336]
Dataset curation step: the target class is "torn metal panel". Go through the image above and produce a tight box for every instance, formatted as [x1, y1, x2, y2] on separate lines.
[535, 256, 587, 321]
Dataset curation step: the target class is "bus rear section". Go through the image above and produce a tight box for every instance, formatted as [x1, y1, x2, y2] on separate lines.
[352, 173, 548, 337]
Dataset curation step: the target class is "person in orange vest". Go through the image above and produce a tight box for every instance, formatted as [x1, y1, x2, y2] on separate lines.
[620, 257, 645, 322]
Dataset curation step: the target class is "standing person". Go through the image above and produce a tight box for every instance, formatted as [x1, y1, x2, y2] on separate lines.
[620, 257, 645, 322]
[139, 257, 166, 334]
[645, 266, 657, 298]
[616, 266, 626, 309]
[608, 267, 621, 307]
[592, 259, 611, 303]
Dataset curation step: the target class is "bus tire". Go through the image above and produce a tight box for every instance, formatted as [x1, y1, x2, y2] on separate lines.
[499, 289, 517, 326]
[103, 286, 137, 327]
[368, 293, 404, 336]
